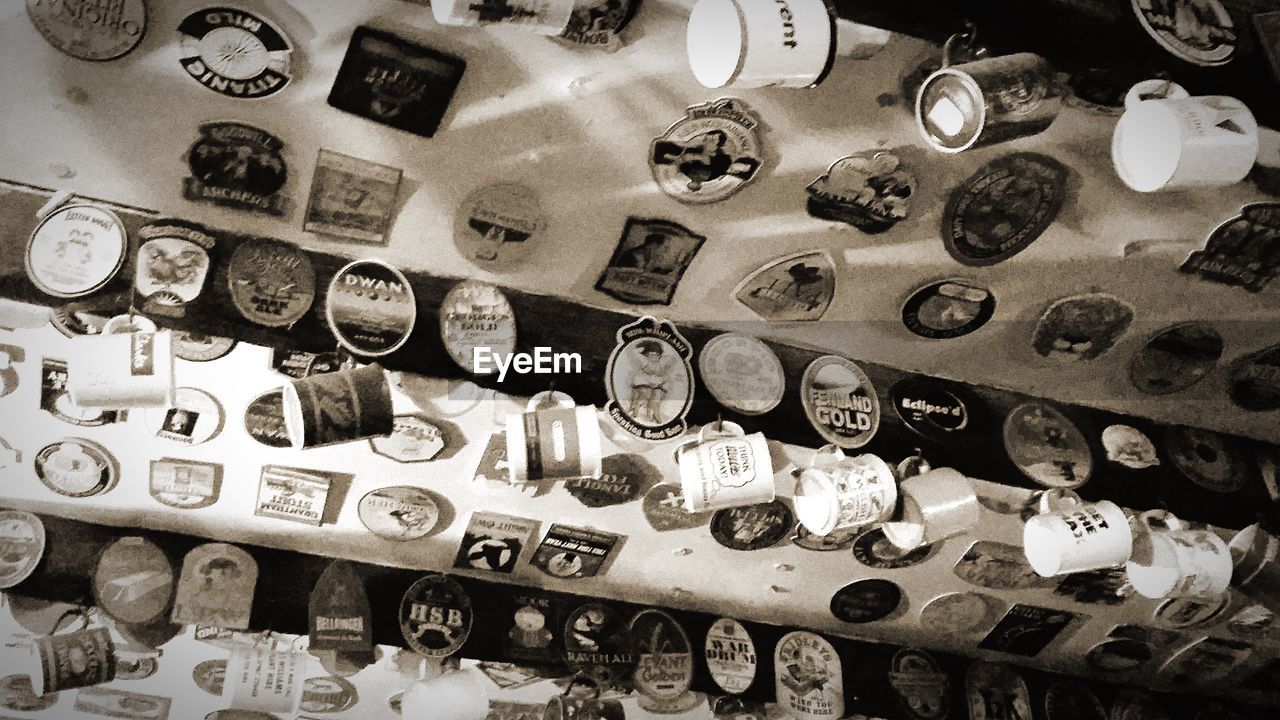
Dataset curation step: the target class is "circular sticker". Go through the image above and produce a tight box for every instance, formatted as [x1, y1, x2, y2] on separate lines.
[710, 500, 793, 551]
[557, 0, 639, 48]
[300, 676, 358, 713]
[1086, 638, 1151, 671]
[244, 389, 291, 447]
[26, 0, 147, 60]
[830, 579, 902, 623]
[326, 259, 416, 357]
[642, 483, 713, 532]
[705, 617, 756, 695]
[942, 153, 1069, 267]
[630, 609, 694, 703]
[1229, 343, 1280, 412]
[1032, 294, 1135, 361]
[1102, 425, 1160, 470]
[227, 239, 315, 328]
[890, 376, 984, 444]
[919, 593, 1000, 634]
[93, 536, 173, 625]
[358, 486, 440, 541]
[1155, 594, 1230, 629]
[193, 659, 227, 695]
[439, 280, 517, 375]
[852, 528, 934, 569]
[698, 333, 785, 416]
[792, 524, 857, 552]
[115, 656, 158, 681]
[177, 7, 293, 98]
[0, 511, 45, 590]
[0, 674, 57, 712]
[1129, 323, 1223, 395]
[34, 438, 118, 497]
[806, 151, 917, 233]
[454, 184, 546, 268]
[800, 355, 880, 449]
[563, 603, 636, 685]
[369, 415, 445, 463]
[1002, 402, 1092, 488]
[1044, 680, 1105, 720]
[1132, 0, 1236, 66]
[399, 574, 472, 658]
[650, 98, 763, 204]
[1165, 426, 1248, 493]
[144, 387, 225, 445]
[26, 204, 127, 299]
[173, 332, 237, 362]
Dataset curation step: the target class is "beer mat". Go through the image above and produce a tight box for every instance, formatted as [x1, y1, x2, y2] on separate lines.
[530, 524, 622, 579]
[978, 604, 1084, 656]
[454, 511, 538, 573]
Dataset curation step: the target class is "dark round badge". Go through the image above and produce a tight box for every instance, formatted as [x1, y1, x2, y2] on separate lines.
[890, 376, 984, 444]
[1044, 680, 1106, 720]
[1032, 293, 1134, 361]
[326, 259, 416, 357]
[801, 355, 880, 449]
[710, 500, 793, 551]
[1132, 0, 1236, 66]
[27, 0, 147, 61]
[358, 486, 440, 541]
[1154, 594, 1231, 629]
[192, 659, 227, 695]
[227, 239, 315, 328]
[177, 7, 293, 99]
[1229, 343, 1280, 412]
[943, 153, 1069, 267]
[1130, 323, 1223, 396]
[792, 524, 857, 552]
[643, 483, 713, 532]
[901, 279, 995, 340]
[1085, 638, 1151, 671]
[1002, 402, 1092, 488]
[563, 602, 636, 686]
[1165, 426, 1248, 493]
[173, 332, 237, 362]
[244, 389, 291, 447]
[807, 151, 917, 233]
[0, 510, 45, 590]
[853, 528, 934, 569]
[93, 536, 173, 626]
[399, 573, 472, 658]
[34, 438, 118, 497]
[830, 579, 902, 623]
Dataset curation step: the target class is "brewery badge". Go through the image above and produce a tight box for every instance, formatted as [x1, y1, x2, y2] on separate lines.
[1154, 594, 1230, 629]
[852, 528, 934, 569]
[1130, 322, 1222, 395]
[943, 153, 1068, 266]
[93, 536, 173, 626]
[135, 218, 219, 317]
[184, 122, 288, 215]
[1181, 203, 1280, 292]
[227, 239, 315, 327]
[1227, 603, 1275, 641]
[978, 604, 1081, 656]
[734, 250, 835, 321]
[563, 603, 635, 686]
[504, 591, 559, 663]
[439, 280, 517, 373]
[800, 355, 880, 449]
[889, 649, 948, 720]
[705, 618, 757, 695]
[530, 523, 621, 579]
[830, 579, 902, 623]
[301, 675, 358, 713]
[271, 349, 350, 379]
[1159, 637, 1251, 685]
[309, 560, 372, 653]
[597, 218, 705, 305]
[710, 499, 792, 551]
[177, 7, 293, 99]
[1044, 681, 1105, 720]
[26, 0, 147, 60]
[1132, 0, 1237, 66]
[41, 358, 119, 426]
[1165, 426, 1248, 493]
[304, 149, 403, 245]
[173, 332, 236, 362]
[244, 389, 291, 447]
[1032, 293, 1134, 361]
[919, 592, 1001, 635]
[453, 511, 537, 573]
[557, 0, 639, 49]
[774, 631, 843, 720]
[965, 662, 1030, 720]
[1100, 425, 1160, 470]
[698, 333, 785, 415]
[0, 510, 45, 590]
[1228, 342, 1280, 411]
[454, 184, 547, 269]
[171, 543, 257, 629]
[954, 541, 1055, 590]
[26, 204, 127, 299]
[34, 438, 118, 497]
[565, 454, 650, 507]
[144, 387, 224, 445]
[901, 278, 996, 339]
[792, 524, 858, 552]
[890, 376, 984, 444]
[325, 258, 416, 357]
[1052, 567, 1134, 606]
[650, 98, 762, 204]
[399, 573, 472, 657]
[604, 316, 694, 441]
[643, 483, 713, 532]
[74, 687, 171, 720]
[630, 608, 695, 710]
[1086, 638, 1151, 671]
[807, 151, 916, 233]
[370, 415, 445, 463]
[150, 458, 221, 509]
[115, 656, 158, 681]
[1002, 401, 1093, 488]
[255, 465, 337, 527]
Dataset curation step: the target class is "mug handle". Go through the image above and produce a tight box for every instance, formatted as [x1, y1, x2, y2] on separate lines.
[700, 420, 744, 441]
[1124, 79, 1189, 110]
[809, 444, 846, 469]
[1037, 488, 1082, 514]
[1139, 509, 1186, 533]
[562, 675, 601, 699]
[528, 390, 575, 413]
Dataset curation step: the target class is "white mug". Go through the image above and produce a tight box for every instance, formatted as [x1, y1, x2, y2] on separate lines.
[66, 320, 174, 409]
[1228, 524, 1280, 614]
[505, 391, 602, 483]
[673, 421, 775, 513]
[1023, 489, 1132, 577]
[1112, 80, 1259, 192]
[686, 0, 836, 89]
[223, 646, 305, 715]
[1126, 510, 1233, 599]
[881, 468, 980, 551]
[431, 0, 573, 35]
[793, 445, 897, 537]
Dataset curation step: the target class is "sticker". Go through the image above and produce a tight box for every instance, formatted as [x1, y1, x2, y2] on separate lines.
[807, 151, 916, 233]
[440, 280, 517, 374]
[171, 543, 257, 629]
[255, 465, 336, 527]
[643, 483, 713, 532]
[34, 438, 118, 497]
[271, 348, 349, 379]
[177, 7, 292, 99]
[370, 415, 445, 463]
[1102, 425, 1160, 470]
[1002, 401, 1093, 488]
[1154, 594, 1230, 629]
[954, 541, 1055, 590]
[942, 153, 1069, 266]
[74, 687, 171, 720]
[1226, 603, 1275, 641]
[705, 618, 756, 695]
[774, 631, 843, 720]
[800, 355, 880, 449]
[830, 579, 902, 623]
[325, 259, 416, 357]
[309, 560, 372, 653]
[93, 536, 173, 626]
[1165, 426, 1248, 492]
[1033, 293, 1134, 361]
[115, 656, 158, 681]
[888, 649, 948, 720]
[0, 510, 45, 590]
[328, 25, 466, 139]
[173, 332, 236, 362]
[1132, 0, 1236, 66]
[530, 523, 621, 578]
[978, 604, 1081, 656]
[504, 591, 560, 663]
[472, 430, 512, 488]
[698, 333, 785, 416]
[184, 122, 287, 215]
[1228, 342, 1280, 411]
[1129, 323, 1223, 395]
[226, 239, 315, 328]
[453, 511, 537, 573]
[26, 204, 127, 298]
[793, 524, 858, 552]
[604, 316, 694, 441]
[454, 184, 547, 268]
[244, 389, 291, 447]
[1086, 638, 1151, 671]
[563, 603, 635, 686]
[1052, 567, 1134, 606]
[133, 219, 215, 318]
[144, 387, 224, 445]
[192, 659, 226, 695]
[734, 250, 836, 322]
[300, 676, 357, 713]
[26, 0, 147, 60]
[1044, 681, 1105, 720]
[852, 528, 934, 568]
[557, 0, 639, 49]
[1160, 637, 1251, 685]
[50, 304, 114, 337]
[919, 592, 1001, 634]
[596, 218, 705, 305]
[1181, 204, 1280, 292]
[710, 500, 793, 551]
[40, 358, 119, 426]
[650, 98, 762, 204]
[890, 376, 984, 444]
[965, 663, 1029, 720]
[565, 454, 651, 508]
[630, 609, 694, 705]
[304, 148, 404, 245]
[399, 573, 472, 657]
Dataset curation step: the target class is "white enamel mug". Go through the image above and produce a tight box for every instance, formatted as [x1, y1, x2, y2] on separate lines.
[66, 315, 174, 409]
[1023, 489, 1133, 577]
[793, 445, 897, 537]
[882, 467, 980, 551]
[673, 421, 775, 513]
[1126, 510, 1233, 599]
[686, 0, 836, 89]
[505, 391, 602, 483]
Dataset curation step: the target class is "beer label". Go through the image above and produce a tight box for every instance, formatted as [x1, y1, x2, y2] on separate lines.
[1101, 425, 1159, 470]
[144, 387, 224, 445]
[954, 541, 1055, 590]
[34, 438, 117, 497]
[226, 239, 315, 328]
[901, 278, 996, 340]
[1129, 323, 1223, 395]
[255, 466, 335, 526]
[793, 524, 858, 552]
[643, 483, 713, 532]
[604, 316, 694, 441]
[530, 524, 621, 579]
[1181, 204, 1280, 292]
[1165, 426, 1248, 492]
[774, 631, 843, 720]
[830, 579, 902, 623]
[453, 511, 537, 573]
[40, 358, 118, 426]
[800, 355, 880, 449]
[563, 603, 635, 686]
[399, 573, 472, 657]
[597, 218, 705, 305]
[734, 250, 835, 321]
[244, 389, 291, 447]
[890, 376, 984, 444]
[503, 591, 560, 663]
[309, 560, 372, 653]
[630, 609, 694, 703]
[184, 123, 288, 215]
[358, 486, 440, 541]
[26, 0, 147, 60]
[0, 510, 45, 590]
[26, 204, 127, 299]
[565, 454, 650, 507]
[304, 148, 404, 244]
[173, 332, 236, 362]
[1154, 594, 1231, 629]
[300, 675, 358, 714]
[177, 7, 293, 99]
[919, 592, 1001, 635]
[979, 604, 1081, 656]
[943, 153, 1068, 266]
[192, 659, 226, 695]
[1044, 681, 1105, 720]
[807, 151, 916, 233]
[93, 536, 173, 626]
[710, 499, 792, 551]
[705, 618, 756, 694]
[965, 662, 1030, 720]
[171, 543, 256, 629]
[650, 98, 763, 204]
[454, 184, 546, 268]
[326, 259, 416, 357]
[370, 415, 445, 463]
[1052, 567, 1134, 606]
[853, 528, 934, 569]
[224, 647, 304, 714]
[698, 333, 785, 416]
[74, 687, 171, 719]
[889, 649, 948, 720]
[440, 280, 517, 374]
[134, 220, 215, 318]
[1160, 637, 1251, 685]
[1132, 0, 1236, 66]
[557, 0, 639, 49]
[1002, 401, 1093, 488]
[1228, 342, 1280, 411]
[1032, 293, 1134, 361]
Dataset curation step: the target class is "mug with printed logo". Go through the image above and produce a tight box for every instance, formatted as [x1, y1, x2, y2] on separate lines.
[793, 445, 897, 537]
[673, 421, 775, 513]
[1126, 510, 1232, 599]
[1023, 489, 1132, 577]
[506, 391, 603, 483]
[66, 316, 174, 409]
[686, 0, 837, 89]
